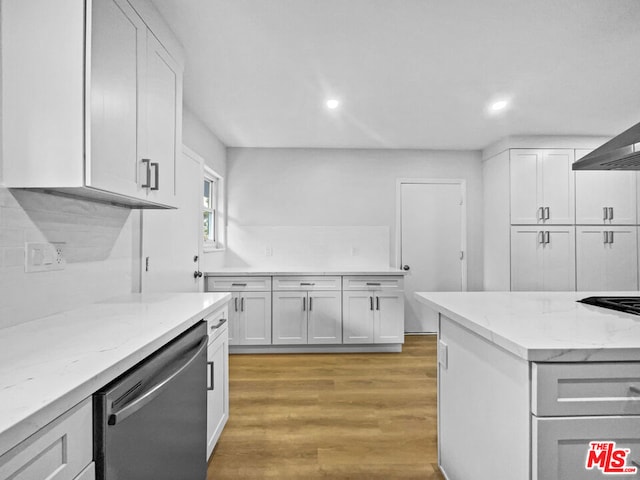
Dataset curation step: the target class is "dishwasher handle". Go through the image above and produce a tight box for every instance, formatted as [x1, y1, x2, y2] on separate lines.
[108, 335, 208, 426]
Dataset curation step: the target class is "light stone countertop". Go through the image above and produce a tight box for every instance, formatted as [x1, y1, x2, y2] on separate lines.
[205, 266, 406, 276]
[0, 292, 231, 457]
[416, 291, 640, 362]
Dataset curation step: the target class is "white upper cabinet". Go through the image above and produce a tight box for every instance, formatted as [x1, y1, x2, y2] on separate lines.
[510, 149, 575, 225]
[574, 149, 637, 225]
[1, 0, 183, 208]
[511, 226, 576, 291]
[576, 226, 638, 291]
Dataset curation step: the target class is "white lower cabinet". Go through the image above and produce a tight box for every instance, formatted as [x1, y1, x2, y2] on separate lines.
[206, 309, 229, 459]
[229, 291, 271, 345]
[0, 398, 93, 480]
[576, 226, 638, 291]
[272, 290, 342, 345]
[342, 290, 404, 344]
[511, 226, 576, 291]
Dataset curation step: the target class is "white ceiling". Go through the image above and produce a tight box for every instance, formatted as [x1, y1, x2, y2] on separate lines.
[152, 0, 640, 150]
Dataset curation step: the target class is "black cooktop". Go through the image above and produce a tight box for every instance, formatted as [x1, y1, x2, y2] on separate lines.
[578, 296, 640, 315]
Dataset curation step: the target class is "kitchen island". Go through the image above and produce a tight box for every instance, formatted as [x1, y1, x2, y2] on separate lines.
[0, 292, 231, 477]
[416, 291, 640, 480]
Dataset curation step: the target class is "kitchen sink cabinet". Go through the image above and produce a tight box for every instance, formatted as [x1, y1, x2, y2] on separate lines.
[205, 308, 229, 459]
[576, 226, 638, 291]
[575, 149, 638, 225]
[1, 0, 183, 208]
[510, 149, 575, 225]
[272, 290, 342, 345]
[0, 399, 93, 480]
[272, 277, 342, 345]
[510, 226, 576, 291]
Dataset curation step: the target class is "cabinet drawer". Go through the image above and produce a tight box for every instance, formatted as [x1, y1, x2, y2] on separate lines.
[205, 306, 229, 343]
[533, 415, 640, 480]
[342, 276, 404, 291]
[532, 362, 640, 416]
[206, 276, 272, 292]
[0, 398, 92, 480]
[272, 276, 341, 291]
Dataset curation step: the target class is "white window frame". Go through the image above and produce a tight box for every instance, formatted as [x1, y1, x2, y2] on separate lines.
[203, 165, 225, 252]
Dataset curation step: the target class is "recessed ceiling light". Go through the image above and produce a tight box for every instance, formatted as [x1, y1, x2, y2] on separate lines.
[326, 99, 340, 110]
[489, 99, 509, 112]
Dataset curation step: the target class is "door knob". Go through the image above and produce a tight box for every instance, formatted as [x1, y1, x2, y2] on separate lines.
[403, 265, 410, 271]
[193, 271, 203, 278]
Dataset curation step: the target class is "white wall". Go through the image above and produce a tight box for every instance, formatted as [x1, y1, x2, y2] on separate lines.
[226, 148, 484, 290]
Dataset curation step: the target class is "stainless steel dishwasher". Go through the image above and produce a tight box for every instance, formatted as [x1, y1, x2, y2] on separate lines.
[94, 321, 208, 480]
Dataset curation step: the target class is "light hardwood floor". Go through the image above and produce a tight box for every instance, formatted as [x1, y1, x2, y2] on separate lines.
[207, 335, 444, 479]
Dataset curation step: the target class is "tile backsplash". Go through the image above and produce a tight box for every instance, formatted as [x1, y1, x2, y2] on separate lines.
[225, 225, 390, 269]
[0, 188, 135, 328]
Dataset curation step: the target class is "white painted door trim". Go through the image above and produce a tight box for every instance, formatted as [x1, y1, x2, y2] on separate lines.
[394, 178, 468, 291]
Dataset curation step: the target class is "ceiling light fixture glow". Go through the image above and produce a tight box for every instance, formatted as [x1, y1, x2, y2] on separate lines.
[326, 98, 340, 110]
[489, 99, 509, 112]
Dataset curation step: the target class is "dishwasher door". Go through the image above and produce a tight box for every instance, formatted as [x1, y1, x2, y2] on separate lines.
[94, 321, 208, 480]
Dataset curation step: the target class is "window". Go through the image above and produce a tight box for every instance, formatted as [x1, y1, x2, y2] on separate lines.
[203, 167, 224, 251]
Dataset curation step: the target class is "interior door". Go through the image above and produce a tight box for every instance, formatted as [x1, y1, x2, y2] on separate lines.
[141, 148, 202, 293]
[400, 181, 465, 333]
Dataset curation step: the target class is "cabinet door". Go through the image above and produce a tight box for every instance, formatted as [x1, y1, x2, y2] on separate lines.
[533, 416, 640, 480]
[308, 292, 342, 344]
[239, 292, 272, 345]
[575, 171, 637, 225]
[206, 329, 229, 459]
[342, 291, 374, 343]
[272, 292, 307, 344]
[577, 227, 638, 291]
[89, 0, 146, 198]
[143, 32, 180, 206]
[510, 150, 542, 224]
[541, 227, 575, 291]
[510, 227, 544, 291]
[540, 150, 574, 224]
[374, 292, 404, 343]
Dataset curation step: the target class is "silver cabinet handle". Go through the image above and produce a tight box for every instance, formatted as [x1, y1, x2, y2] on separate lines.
[234, 297, 238, 312]
[609, 231, 614, 244]
[544, 231, 550, 244]
[609, 207, 614, 221]
[538, 231, 544, 244]
[300, 282, 315, 286]
[302, 297, 306, 311]
[376, 296, 380, 311]
[366, 282, 381, 286]
[369, 296, 374, 311]
[150, 162, 159, 191]
[603, 231, 609, 244]
[544, 207, 550, 220]
[141, 159, 151, 188]
[309, 297, 313, 311]
[603, 206, 609, 221]
[207, 361, 214, 391]
[241, 297, 245, 312]
[537, 207, 543, 221]
[210, 318, 227, 330]
[629, 385, 640, 395]
[231, 283, 247, 287]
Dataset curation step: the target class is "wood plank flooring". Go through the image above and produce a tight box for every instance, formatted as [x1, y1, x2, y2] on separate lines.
[207, 335, 444, 479]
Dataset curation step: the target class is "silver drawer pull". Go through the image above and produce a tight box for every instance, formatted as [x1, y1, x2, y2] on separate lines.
[629, 385, 640, 395]
[366, 282, 381, 286]
[231, 283, 247, 287]
[300, 282, 315, 286]
[210, 318, 227, 330]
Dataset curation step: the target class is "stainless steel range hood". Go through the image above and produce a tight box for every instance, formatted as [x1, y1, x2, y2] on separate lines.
[572, 121, 640, 170]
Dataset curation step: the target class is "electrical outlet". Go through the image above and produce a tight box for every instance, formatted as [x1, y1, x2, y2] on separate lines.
[265, 246, 273, 257]
[25, 242, 66, 272]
